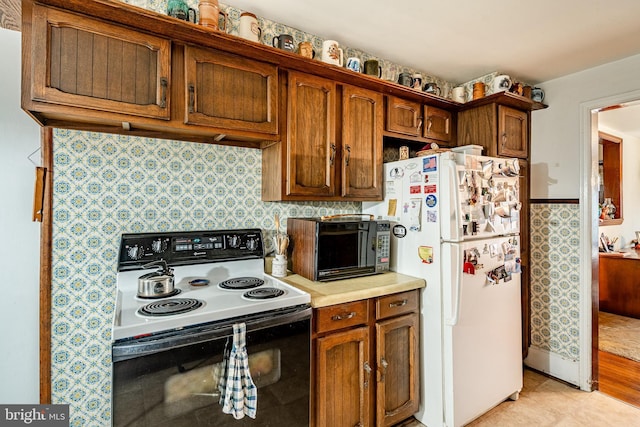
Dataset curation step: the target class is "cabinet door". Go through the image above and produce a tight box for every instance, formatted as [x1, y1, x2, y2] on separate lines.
[375, 313, 419, 427]
[498, 106, 528, 158]
[286, 72, 337, 197]
[423, 105, 452, 143]
[386, 96, 421, 137]
[184, 46, 278, 135]
[316, 326, 371, 427]
[342, 85, 383, 199]
[31, 5, 170, 119]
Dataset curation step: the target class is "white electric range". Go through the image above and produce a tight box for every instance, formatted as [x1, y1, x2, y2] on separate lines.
[112, 229, 310, 342]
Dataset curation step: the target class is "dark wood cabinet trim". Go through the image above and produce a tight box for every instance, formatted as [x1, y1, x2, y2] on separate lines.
[40, 127, 53, 403]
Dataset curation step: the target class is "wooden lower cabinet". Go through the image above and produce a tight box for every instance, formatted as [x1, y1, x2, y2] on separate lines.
[376, 314, 419, 426]
[312, 290, 420, 427]
[316, 326, 371, 427]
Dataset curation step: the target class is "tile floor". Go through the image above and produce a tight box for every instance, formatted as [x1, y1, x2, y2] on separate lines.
[399, 368, 640, 427]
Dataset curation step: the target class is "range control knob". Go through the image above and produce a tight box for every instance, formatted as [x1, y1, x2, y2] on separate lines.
[246, 238, 258, 251]
[151, 238, 168, 253]
[127, 245, 142, 260]
[228, 235, 241, 248]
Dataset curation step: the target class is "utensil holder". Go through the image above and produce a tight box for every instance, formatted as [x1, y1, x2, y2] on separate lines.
[272, 254, 287, 277]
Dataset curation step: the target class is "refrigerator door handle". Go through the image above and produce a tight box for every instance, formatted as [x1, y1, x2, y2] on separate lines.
[442, 156, 462, 242]
[445, 242, 462, 326]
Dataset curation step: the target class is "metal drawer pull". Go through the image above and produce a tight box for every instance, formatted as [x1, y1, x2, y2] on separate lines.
[331, 311, 356, 321]
[188, 84, 195, 113]
[159, 78, 168, 108]
[380, 357, 388, 382]
[389, 299, 408, 308]
[363, 361, 371, 389]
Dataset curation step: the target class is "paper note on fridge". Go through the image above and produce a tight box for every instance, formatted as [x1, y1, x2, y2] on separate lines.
[387, 199, 397, 216]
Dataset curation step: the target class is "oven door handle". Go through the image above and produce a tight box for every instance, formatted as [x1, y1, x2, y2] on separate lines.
[112, 305, 311, 362]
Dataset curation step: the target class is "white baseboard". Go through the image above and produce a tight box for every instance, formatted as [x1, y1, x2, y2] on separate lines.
[524, 345, 581, 387]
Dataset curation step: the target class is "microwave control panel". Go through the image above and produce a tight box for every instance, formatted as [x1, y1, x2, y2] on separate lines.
[376, 221, 391, 272]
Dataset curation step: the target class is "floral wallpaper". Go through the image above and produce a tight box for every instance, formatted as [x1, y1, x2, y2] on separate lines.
[529, 203, 581, 361]
[50, 130, 358, 425]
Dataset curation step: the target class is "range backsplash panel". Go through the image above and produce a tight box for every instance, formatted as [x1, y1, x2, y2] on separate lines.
[50, 129, 358, 425]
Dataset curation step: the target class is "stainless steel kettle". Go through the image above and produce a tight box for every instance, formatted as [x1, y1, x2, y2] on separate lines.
[137, 260, 175, 298]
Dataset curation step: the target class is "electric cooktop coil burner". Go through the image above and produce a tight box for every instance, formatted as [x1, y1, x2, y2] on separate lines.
[137, 289, 181, 300]
[243, 287, 285, 300]
[218, 277, 265, 290]
[137, 298, 203, 317]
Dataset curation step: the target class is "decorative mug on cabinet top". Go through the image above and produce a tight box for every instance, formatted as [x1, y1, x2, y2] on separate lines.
[238, 12, 261, 42]
[168, 0, 196, 23]
[198, 0, 227, 30]
[451, 86, 466, 103]
[346, 57, 362, 73]
[272, 34, 295, 52]
[321, 40, 344, 66]
[492, 75, 511, 93]
[297, 41, 315, 59]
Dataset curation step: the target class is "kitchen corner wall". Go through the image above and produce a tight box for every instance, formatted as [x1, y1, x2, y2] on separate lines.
[50, 130, 359, 424]
[48, 2, 526, 424]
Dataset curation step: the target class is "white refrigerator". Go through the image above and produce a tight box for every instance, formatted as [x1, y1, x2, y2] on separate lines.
[363, 150, 523, 427]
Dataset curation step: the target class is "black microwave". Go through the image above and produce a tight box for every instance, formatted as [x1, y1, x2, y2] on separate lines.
[287, 216, 390, 282]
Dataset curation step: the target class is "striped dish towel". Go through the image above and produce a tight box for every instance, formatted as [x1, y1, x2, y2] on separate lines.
[221, 322, 257, 419]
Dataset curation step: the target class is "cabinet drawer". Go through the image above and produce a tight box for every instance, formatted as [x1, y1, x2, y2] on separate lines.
[376, 289, 419, 320]
[315, 300, 369, 334]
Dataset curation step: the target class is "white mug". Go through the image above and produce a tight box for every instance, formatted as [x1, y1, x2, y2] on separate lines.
[493, 75, 512, 93]
[346, 57, 361, 72]
[238, 12, 261, 42]
[452, 86, 466, 103]
[321, 40, 343, 66]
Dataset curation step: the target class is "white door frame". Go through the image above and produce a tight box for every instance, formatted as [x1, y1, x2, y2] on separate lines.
[578, 88, 640, 390]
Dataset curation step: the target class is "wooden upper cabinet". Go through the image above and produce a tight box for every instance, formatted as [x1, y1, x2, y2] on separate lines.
[386, 97, 422, 137]
[423, 105, 452, 143]
[458, 103, 529, 158]
[30, 5, 171, 120]
[498, 105, 528, 158]
[385, 96, 454, 146]
[341, 85, 383, 199]
[286, 71, 337, 197]
[263, 72, 382, 201]
[183, 46, 278, 135]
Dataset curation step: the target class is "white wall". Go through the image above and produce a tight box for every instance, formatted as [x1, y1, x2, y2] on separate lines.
[0, 28, 42, 403]
[530, 53, 640, 199]
[596, 124, 640, 249]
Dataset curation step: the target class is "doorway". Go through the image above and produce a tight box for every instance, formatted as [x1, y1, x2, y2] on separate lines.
[590, 102, 640, 406]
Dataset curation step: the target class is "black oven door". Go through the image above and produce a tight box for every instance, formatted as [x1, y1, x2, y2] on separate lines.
[112, 305, 311, 427]
[316, 221, 376, 280]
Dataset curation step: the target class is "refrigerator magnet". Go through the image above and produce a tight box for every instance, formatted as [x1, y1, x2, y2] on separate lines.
[393, 224, 407, 238]
[389, 167, 404, 178]
[418, 246, 433, 264]
[410, 185, 422, 194]
[387, 199, 398, 216]
[425, 194, 437, 208]
[426, 210, 437, 222]
[424, 184, 437, 194]
[422, 156, 437, 173]
[463, 261, 476, 274]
